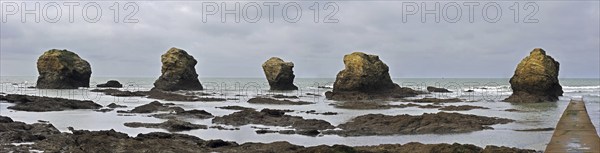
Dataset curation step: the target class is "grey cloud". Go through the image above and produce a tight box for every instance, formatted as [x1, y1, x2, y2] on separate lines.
[1, 1, 598, 78]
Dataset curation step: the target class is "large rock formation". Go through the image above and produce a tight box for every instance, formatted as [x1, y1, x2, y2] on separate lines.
[504, 48, 563, 103]
[152, 47, 203, 91]
[36, 49, 91, 89]
[262, 57, 298, 90]
[325, 52, 423, 100]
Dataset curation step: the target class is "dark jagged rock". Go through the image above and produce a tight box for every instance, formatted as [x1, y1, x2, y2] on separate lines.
[216, 105, 255, 111]
[0, 94, 101, 112]
[90, 89, 146, 97]
[32, 130, 210, 152]
[296, 129, 321, 136]
[260, 109, 286, 117]
[152, 47, 203, 91]
[212, 109, 334, 130]
[504, 48, 563, 103]
[325, 52, 424, 101]
[96, 80, 123, 88]
[204, 139, 237, 148]
[146, 90, 225, 102]
[271, 94, 299, 99]
[151, 109, 214, 120]
[247, 97, 312, 105]
[439, 105, 490, 111]
[321, 112, 338, 115]
[333, 101, 419, 110]
[327, 112, 513, 136]
[209, 125, 240, 130]
[106, 103, 127, 108]
[262, 57, 298, 90]
[36, 49, 91, 89]
[410, 98, 463, 103]
[255, 129, 278, 134]
[306, 93, 322, 96]
[504, 109, 526, 112]
[94, 108, 114, 113]
[0, 116, 14, 123]
[482, 145, 538, 153]
[0, 116, 61, 144]
[124, 119, 208, 132]
[418, 104, 443, 109]
[427, 86, 452, 93]
[124, 101, 182, 113]
[301, 110, 339, 115]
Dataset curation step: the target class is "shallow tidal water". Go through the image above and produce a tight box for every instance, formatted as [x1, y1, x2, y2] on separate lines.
[0, 77, 598, 151]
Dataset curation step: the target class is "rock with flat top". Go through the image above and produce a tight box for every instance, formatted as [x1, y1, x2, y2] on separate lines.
[325, 52, 423, 100]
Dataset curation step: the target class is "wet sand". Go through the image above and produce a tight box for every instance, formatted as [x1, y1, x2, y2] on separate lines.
[545, 99, 600, 153]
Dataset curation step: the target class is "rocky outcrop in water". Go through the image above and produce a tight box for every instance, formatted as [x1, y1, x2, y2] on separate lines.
[212, 109, 334, 130]
[96, 80, 123, 88]
[325, 112, 513, 136]
[151, 109, 214, 120]
[247, 97, 312, 105]
[36, 49, 91, 89]
[427, 86, 451, 93]
[124, 119, 208, 132]
[325, 52, 423, 100]
[121, 101, 183, 113]
[262, 57, 298, 90]
[90, 89, 145, 97]
[0, 94, 101, 112]
[0, 116, 537, 152]
[504, 48, 563, 103]
[152, 47, 203, 91]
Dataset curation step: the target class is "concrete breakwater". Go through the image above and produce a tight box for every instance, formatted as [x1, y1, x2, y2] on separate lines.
[545, 99, 600, 153]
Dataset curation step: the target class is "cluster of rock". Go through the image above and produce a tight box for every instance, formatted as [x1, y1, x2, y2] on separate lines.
[32, 48, 563, 104]
[325, 52, 424, 100]
[504, 48, 563, 103]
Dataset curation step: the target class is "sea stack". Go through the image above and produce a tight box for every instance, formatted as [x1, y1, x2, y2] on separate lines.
[152, 47, 203, 91]
[325, 52, 422, 100]
[262, 57, 298, 90]
[36, 49, 91, 89]
[504, 48, 563, 103]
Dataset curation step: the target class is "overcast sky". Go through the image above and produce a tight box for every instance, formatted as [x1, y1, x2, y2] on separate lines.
[1, 1, 599, 78]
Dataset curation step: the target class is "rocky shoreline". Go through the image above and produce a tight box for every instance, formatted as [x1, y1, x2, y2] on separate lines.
[0, 115, 538, 153]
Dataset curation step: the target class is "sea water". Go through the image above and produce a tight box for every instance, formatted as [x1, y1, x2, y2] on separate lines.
[0, 76, 598, 151]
